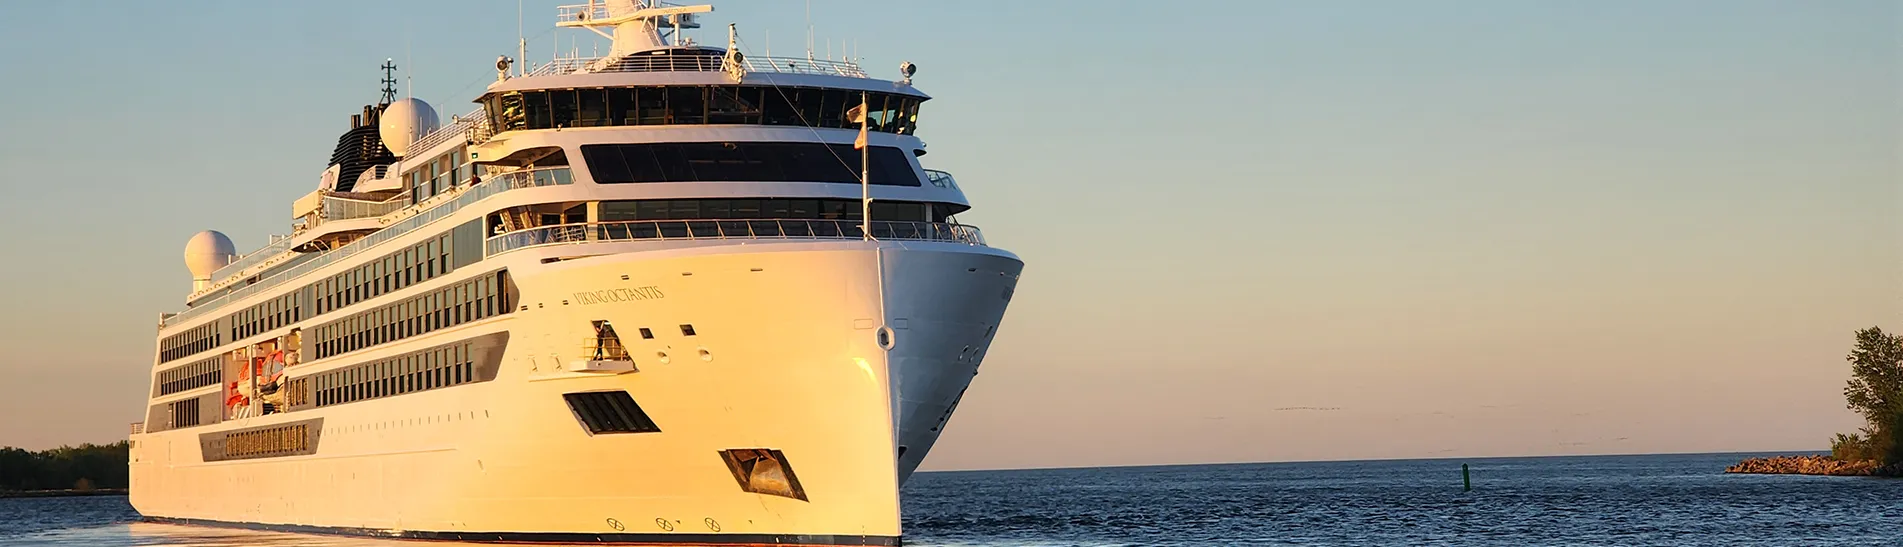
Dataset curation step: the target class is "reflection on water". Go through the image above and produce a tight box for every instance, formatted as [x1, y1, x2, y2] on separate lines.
[8, 454, 1903, 546]
[8, 523, 417, 547]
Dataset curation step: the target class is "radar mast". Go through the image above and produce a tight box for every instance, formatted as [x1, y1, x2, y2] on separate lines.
[557, 0, 714, 59]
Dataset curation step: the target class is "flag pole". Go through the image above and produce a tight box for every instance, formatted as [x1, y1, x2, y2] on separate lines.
[859, 91, 871, 241]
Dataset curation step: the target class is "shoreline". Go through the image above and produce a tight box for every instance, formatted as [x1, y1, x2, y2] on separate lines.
[0, 488, 128, 499]
[1725, 455, 1902, 477]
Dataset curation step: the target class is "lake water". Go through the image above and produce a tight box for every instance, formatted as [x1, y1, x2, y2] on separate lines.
[3, 452, 1898, 546]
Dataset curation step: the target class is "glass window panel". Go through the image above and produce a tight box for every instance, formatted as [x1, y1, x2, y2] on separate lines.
[703, 199, 732, 219]
[864, 93, 890, 129]
[794, 88, 823, 127]
[789, 199, 818, 219]
[731, 199, 761, 219]
[761, 86, 801, 126]
[636, 87, 667, 124]
[608, 87, 636, 125]
[667, 200, 701, 220]
[549, 89, 577, 128]
[872, 202, 923, 221]
[669, 87, 705, 124]
[903, 98, 921, 135]
[498, 92, 526, 131]
[581, 143, 919, 186]
[524, 91, 551, 129]
[601, 200, 642, 222]
[708, 86, 759, 124]
[818, 89, 845, 128]
[576, 88, 607, 127]
[820, 200, 849, 220]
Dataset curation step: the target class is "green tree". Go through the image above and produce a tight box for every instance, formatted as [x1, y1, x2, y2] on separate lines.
[0, 441, 128, 492]
[1841, 326, 1903, 463]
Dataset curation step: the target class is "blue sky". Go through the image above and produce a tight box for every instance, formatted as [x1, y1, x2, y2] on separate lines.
[0, 1, 1895, 470]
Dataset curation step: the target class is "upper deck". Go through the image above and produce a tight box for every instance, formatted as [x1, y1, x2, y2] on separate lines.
[163, 0, 962, 331]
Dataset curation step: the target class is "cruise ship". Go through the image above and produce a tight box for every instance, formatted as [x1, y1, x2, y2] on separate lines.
[127, 2, 1021, 544]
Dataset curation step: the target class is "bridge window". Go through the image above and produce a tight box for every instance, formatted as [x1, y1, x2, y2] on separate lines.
[581, 142, 921, 186]
[486, 86, 923, 134]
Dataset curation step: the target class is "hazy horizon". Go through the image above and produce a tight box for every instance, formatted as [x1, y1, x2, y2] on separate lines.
[0, 0, 1896, 472]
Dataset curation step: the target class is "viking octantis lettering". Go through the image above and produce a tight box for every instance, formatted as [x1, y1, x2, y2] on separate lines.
[573, 286, 665, 305]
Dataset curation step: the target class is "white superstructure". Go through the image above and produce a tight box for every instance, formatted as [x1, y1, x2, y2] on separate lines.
[128, 3, 1021, 544]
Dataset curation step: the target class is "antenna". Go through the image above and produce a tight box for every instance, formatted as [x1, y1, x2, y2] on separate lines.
[518, 0, 526, 76]
[805, 0, 813, 61]
[378, 59, 398, 105]
[404, 31, 413, 99]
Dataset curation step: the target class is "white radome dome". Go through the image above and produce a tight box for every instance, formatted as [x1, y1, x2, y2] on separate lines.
[379, 97, 440, 157]
[184, 230, 237, 280]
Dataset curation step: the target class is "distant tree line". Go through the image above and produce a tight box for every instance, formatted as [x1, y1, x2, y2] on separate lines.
[0, 441, 128, 492]
[1832, 327, 1903, 464]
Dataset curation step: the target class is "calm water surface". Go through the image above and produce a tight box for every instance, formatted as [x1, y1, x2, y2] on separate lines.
[2, 452, 1897, 546]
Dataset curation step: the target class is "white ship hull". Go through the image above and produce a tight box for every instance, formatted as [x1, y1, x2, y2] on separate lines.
[131, 240, 1022, 544]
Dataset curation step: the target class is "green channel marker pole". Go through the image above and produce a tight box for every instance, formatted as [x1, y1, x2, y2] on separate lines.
[1462, 463, 1471, 491]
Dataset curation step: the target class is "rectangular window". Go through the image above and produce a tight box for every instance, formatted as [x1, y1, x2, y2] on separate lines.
[549, 88, 578, 128]
[577, 88, 607, 127]
[608, 87, 636, 125]
[580, 143, 921, 186]
[668, 86, 705, 124]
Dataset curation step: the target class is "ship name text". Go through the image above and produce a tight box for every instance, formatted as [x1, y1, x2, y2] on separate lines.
[573, 286, 665, 305]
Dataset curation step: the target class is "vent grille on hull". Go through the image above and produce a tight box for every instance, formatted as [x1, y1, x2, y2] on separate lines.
[563, 391, 662, 435]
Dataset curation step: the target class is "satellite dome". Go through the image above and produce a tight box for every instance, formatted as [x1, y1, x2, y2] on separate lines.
[378, 98, 440, 157]
[184, 231, 237, 289]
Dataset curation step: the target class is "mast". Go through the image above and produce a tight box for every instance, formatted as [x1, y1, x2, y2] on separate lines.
[558, 0, 713, 60]
[859, 91, 871, 240]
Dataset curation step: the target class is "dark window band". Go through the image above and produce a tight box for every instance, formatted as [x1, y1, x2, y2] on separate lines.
[486, 86, 922, 135]
[581, 142, 920, 186]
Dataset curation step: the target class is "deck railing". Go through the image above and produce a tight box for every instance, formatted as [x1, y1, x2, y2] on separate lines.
[322, 191, 410, 221]
[924, 169, 958, 189]
[526, 53, 869, 79]
[486, 219, 985, 256]
[208, 236, 300, 286]
[163, 167, 574, 328]
[583, 337, 632, 361]
[412, 106, 490, 153]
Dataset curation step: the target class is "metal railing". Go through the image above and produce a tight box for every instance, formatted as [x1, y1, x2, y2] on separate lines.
[164, 167, 574, 327]
[322, 191, 410, 221]
[527, 53, 869, 79]
[412, 106, 490, 153]
[584, 337, 632, 361]
[924, 169, 958, 189]
[555, 2, 615, 24]
[208, 236, 300, 286]
[486, 219, 985, 256]
[130, 422, 144, 435]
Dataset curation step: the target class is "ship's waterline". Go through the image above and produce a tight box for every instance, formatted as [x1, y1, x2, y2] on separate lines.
[130, 1, 1018, 543]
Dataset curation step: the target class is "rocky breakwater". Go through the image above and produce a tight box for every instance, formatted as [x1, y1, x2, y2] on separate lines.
[1725, 455, 1903, 476]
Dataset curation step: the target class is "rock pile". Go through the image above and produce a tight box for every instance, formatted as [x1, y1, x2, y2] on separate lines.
[1725, 455, 1884, 476]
